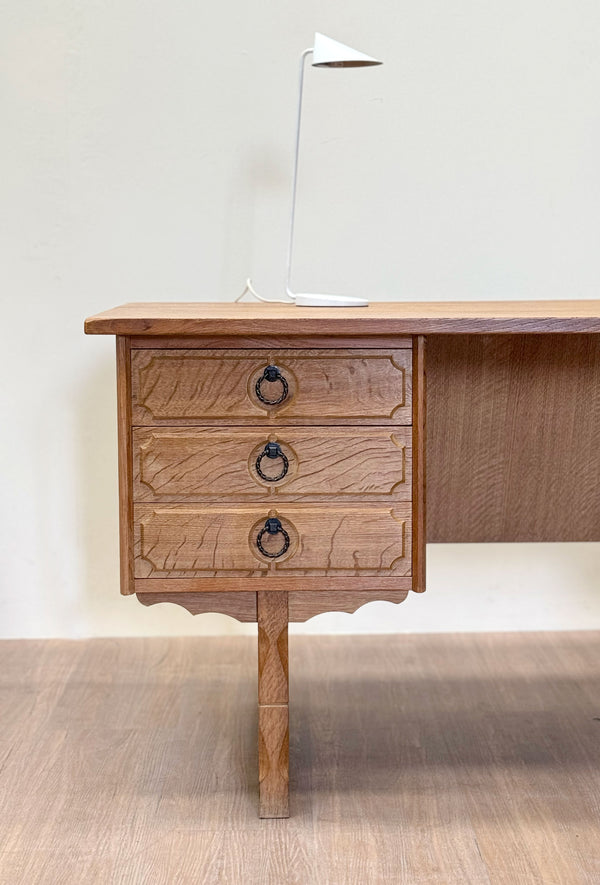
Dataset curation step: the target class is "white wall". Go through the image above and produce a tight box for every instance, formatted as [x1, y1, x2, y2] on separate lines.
[1, 0, 600, 638]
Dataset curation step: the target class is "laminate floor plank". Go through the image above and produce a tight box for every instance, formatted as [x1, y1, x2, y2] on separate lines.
[0, 633, 599, 884]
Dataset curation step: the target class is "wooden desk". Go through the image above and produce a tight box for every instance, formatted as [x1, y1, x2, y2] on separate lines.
[85, 300, 600, 816]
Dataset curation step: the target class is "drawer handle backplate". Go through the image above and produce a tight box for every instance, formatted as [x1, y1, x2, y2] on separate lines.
[255, 442, 289, 482]
[255, 365, 289, 406]
[256, 517, 290, 559]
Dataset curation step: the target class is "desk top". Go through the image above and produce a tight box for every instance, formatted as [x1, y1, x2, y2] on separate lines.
[85, 300, 600, 337]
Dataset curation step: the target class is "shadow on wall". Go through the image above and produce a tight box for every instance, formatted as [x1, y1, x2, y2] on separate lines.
[76, 344, 254, 636]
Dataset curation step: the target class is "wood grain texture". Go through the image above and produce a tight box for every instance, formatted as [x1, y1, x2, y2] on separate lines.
[136, 590, 409, 622]
[257, 592, 288, 705]
[136, 591, 257, 621]
[131, 348, 411, 425]
[134, 576, 414, 593]
[258, 705, 289, 819]
[116, 336, 134, 594]
[427, 334, 600, 541]
[258, 592, 289, 818]
[129, 334, 413, 349]
[85, 299, 600, 336]
[288, 590, 409, 621]
[133, 427, 411, 502]
[134, 504, 412, 578]
[412, 335, 426, 591]
[3, 634, 600, 881]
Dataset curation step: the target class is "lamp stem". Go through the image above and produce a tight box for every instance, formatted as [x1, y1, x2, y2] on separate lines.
[286, 48, 313, 300]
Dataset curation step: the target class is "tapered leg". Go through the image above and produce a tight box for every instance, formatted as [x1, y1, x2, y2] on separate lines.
[257, 591, 289, 818]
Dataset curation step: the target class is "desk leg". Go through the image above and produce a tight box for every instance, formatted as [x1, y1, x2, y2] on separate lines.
[257, 591, 289, 818]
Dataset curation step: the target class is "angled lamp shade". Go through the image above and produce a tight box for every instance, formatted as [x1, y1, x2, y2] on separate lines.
[312, 32, 382, 68]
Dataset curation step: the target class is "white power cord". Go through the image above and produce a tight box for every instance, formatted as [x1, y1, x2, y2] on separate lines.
[235, 278, 294, 305]
[235, 277, 368, 307]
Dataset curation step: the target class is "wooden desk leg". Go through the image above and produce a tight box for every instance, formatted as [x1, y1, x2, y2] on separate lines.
[257, 591, 289, 818]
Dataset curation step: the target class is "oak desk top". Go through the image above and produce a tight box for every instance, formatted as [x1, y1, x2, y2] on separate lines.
[84, 300, 600, 337]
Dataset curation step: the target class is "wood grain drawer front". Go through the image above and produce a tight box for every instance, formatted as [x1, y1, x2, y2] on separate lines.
[132, 427, 411, 502]
[134, 504, 411, 578]
[131, 349, 411, 425]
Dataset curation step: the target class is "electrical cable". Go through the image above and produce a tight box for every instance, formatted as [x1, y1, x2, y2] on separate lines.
[235, 278, 294, 305]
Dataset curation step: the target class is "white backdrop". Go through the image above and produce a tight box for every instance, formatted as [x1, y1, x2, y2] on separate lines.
[1, 0, 600, 637]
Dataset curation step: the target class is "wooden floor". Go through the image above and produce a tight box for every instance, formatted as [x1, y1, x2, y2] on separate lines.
[1, 632, 599, 884]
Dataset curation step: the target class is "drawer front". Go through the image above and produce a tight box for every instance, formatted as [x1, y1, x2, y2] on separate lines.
[131, 349, 411, 425]
[133, 427, 412, 502]
[134, 504, 411, 578]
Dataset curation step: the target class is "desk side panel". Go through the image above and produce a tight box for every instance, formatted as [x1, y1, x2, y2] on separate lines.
[116, 336, 135, 594]
[412, 335, 426, 591]
[427, 334, 600, 542]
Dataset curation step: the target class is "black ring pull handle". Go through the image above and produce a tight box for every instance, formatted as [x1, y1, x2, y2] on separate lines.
[255, 365, 289, 406]
[255, 442, 289, 482]
[256, 517, 290, 559]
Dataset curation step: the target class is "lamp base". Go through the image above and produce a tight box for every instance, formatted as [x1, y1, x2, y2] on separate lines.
[293, 293, 368, 307]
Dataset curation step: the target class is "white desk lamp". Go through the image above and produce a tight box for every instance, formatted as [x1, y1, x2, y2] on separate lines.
[241, 33, 382, 308]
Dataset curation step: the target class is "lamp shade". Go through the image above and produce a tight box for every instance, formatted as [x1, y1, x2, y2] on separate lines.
[311, 32, 382, 68]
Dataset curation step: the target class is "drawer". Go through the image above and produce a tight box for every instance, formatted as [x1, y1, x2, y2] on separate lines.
[131, 348, 411, 425]
[132, 427, 412, 502]
[134, 504, 412, 578]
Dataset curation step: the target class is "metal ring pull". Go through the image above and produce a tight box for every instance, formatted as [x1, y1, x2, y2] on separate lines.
[256, 517, 290, 559]
[255, 365, 289, 405]
[255, 442, 289, 482]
